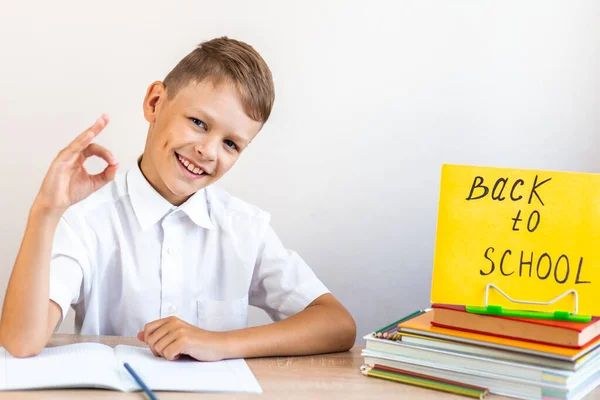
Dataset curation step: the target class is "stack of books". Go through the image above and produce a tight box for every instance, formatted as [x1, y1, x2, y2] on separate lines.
[361, 306, 600, 399]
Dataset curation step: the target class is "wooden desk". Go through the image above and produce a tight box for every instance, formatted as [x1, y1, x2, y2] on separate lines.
[1, 334, 598, 399]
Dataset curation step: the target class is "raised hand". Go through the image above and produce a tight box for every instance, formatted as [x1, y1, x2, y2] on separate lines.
[33, 114, 118, 216]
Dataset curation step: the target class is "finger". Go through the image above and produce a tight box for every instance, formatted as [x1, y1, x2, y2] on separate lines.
[147, 324, 173, 352]
[162, 340, 183, 361]
[81, 142, 119, 189]
[154, 332, 178, 359]
[149, 346, 160, 358]
[82, 143, 117, 165]
[139, 325, 161, 357]
[89, 163, 119, 192]
[61, 114, 110, 160]
[142, 318, 171, 342]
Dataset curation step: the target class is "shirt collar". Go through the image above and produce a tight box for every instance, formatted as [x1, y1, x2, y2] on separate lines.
[126, 161, 215, 231]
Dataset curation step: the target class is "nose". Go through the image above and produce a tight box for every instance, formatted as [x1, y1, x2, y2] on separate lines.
[194, 135, 219, 161]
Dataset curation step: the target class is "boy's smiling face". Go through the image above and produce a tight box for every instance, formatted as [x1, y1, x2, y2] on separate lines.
[140, 79, 263, 205]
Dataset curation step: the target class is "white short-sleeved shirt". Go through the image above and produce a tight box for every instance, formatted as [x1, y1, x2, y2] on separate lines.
[49, 163, 329, 336]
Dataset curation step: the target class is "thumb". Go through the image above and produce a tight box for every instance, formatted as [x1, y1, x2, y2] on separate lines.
[137, 331, 145, 341]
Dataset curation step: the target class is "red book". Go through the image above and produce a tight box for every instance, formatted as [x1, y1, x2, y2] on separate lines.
[430, 304, 600, 348]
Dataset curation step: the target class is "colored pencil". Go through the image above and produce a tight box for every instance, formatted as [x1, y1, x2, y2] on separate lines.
[383, 327, 399, 338]
[374, 310, 425, 335]
[361, 365, 487, 398]
[370, 364, 489, 393]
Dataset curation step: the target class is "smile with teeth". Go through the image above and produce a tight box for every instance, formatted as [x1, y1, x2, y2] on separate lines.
[177, 154, 206, 176]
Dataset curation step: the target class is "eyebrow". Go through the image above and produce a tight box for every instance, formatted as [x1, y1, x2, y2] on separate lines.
[189, 107, 250, 147]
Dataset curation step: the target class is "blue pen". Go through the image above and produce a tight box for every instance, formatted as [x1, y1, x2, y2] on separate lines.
[123, 362, 159, 400]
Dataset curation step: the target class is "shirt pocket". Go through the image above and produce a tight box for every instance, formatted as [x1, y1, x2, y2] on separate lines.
[197, 296, 249, 332]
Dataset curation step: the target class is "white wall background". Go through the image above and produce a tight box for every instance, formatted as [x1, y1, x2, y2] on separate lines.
[0, 0, 599, 342]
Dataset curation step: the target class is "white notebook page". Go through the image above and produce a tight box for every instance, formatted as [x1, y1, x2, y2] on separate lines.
[114, 345, 262, 393]
[1, 343, 124, 391]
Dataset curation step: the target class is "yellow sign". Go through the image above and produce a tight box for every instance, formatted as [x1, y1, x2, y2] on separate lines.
[430, 164, 600, 316]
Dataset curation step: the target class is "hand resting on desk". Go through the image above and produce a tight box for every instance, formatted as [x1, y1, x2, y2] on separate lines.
[137, 293, 357, 362]
[137, 316, 227, 362]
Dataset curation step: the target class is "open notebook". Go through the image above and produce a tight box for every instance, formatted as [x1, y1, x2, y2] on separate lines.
[0, 343, 262, 393]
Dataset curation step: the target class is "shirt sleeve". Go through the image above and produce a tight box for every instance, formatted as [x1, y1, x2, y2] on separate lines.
[248, 222, 330, 321]
[48, 217, 88, 327]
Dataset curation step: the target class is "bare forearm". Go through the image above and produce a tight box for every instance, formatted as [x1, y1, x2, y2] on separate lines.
[0, 115, 115, 357]
[222, 296, 356, 359]
[0, 206, 61, 351]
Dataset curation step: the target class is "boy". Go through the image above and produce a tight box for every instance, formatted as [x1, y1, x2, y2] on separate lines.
[0, 37, 356, 361]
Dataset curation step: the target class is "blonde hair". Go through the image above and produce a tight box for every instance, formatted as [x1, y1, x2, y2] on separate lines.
[163, 37, 275, 123]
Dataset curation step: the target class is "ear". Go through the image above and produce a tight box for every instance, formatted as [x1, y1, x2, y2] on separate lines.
[143, 81, 167, 123]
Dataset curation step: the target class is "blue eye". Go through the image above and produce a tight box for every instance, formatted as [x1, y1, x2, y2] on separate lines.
[224, 139, 238, 150]
[190, 118, 207, 130]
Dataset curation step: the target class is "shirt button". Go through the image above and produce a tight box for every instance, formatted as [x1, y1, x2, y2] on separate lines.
[168, 305, 177, 315]
[167, 247, 177, 255]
